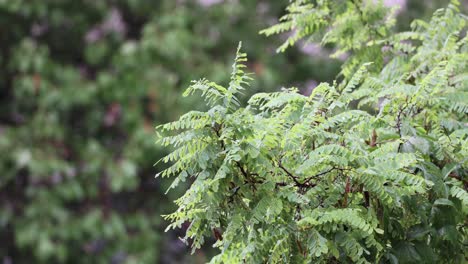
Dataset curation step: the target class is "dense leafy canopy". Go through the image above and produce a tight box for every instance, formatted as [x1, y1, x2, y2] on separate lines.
[158, 1, 468, 263]
[1, 1, 336, 263]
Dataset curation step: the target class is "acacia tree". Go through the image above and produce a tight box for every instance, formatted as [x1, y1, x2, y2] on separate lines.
[158, 1, 467, 263]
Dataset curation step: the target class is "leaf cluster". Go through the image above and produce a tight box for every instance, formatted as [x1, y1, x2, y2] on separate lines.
[159, 1, 468, 263]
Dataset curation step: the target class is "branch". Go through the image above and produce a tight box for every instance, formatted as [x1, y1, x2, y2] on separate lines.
[396, 97, 410, 152]
[278, 157, 348, 188]
[278, 158, 304, 187]
[211, 125, 225, 150]
[301, 167, 336, 185]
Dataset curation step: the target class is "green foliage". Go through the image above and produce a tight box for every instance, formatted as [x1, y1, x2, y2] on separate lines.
[260, 0, 394, 78]
[1, 1, 329, 263]
[159, 1, 468, 263]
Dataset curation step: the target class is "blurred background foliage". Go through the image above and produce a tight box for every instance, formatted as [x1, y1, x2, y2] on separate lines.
[0, 0, 460, 263]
